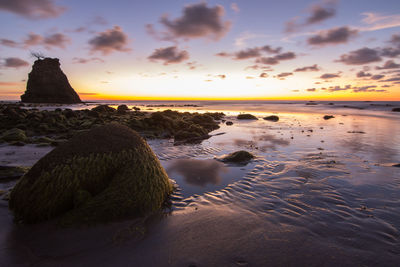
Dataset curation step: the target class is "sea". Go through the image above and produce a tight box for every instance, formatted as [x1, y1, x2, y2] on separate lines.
[1, 100, 399, 266]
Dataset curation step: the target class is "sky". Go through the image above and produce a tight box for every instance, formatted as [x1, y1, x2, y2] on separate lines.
[0, 0, 400, 101]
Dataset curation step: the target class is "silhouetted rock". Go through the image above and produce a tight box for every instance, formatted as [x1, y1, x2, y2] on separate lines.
[237, 114, 258, 120]
[218, 150, 254, 164]
[392, 108, 400, 112]
[323, 115, 335, 120]
[21, 58, 81, 104]
[9, 123, 173, 225]
[263, 115, 279, 122]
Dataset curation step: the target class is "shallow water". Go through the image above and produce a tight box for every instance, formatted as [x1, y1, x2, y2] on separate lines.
[1, 101, 400, 266]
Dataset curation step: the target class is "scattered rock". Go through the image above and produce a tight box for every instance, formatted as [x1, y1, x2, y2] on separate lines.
[263, 115, 279, 122]
[226, 121, 233, 125]
[117, 105, 129, 114]
[237, 114, 258, 120]
[9, 123, 173, 225]
[323, 115, 335, 120]
[217, 150, 254, 164]
[91, 105, 116, 113]
[21, 58, 81, 104]
[1, 128, 27, 142]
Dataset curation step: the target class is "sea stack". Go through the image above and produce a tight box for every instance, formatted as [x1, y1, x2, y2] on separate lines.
[21, 58, 81, 104]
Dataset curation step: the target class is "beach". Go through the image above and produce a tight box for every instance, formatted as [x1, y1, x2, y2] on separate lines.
[1, 100, 400, 266]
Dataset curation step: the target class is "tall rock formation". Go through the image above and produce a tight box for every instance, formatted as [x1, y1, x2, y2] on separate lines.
[21, 58, 81, 104]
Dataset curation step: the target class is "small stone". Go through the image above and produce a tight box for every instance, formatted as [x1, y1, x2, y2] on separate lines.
[263, 115, 279, 122]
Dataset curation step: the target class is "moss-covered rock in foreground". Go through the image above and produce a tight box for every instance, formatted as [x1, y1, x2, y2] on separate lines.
[9, 123, 173, 225]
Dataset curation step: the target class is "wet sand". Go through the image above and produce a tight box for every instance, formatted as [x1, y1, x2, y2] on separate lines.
[1, 101, 400, 266]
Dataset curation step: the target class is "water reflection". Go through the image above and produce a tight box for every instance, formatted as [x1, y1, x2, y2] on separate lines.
[164, 158, 252, 198]
[166, 159, 227, 187]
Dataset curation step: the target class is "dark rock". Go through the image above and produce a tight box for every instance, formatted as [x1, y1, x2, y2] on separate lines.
[323, 115, 335, 120]
[21, 58, 81, 104]
[117, 104, 129, 114]
[226, 121, 233, 125]
[237, 114, 258, 120]
[392, 163, 400, 167]
[218, 150, 254, 163]
[1, 128, 27, 142]
[91, 105, 116, 113]
[9, 123, 173, 225]
[392, 108, 400, 112]
[263, 115, 279, 122]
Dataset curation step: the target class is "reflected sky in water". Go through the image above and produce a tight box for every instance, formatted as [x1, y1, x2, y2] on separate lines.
[164, 159, 251, 198]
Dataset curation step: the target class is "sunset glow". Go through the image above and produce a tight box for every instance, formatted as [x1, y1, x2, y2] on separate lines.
[0, 0, 399, 101]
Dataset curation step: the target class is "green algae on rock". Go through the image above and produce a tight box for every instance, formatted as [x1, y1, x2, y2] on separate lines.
[9, 123, 173, 225]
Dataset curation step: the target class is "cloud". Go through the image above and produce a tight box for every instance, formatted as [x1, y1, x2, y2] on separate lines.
[23, 33, 43, 47]
[43, 33, 70, 49]
[274, 52, 296, 60]
[231, 3, 240, 13]
[218, 44, 282, 60]
[294, 64, 320, 72]
[319, 73, 340, 79]
[217, 74, 226, 79]
[356, 71, 372, 77]
[2, 57, 29, 68]
[307, 26, 358, 46]
[0, 0, 66, 19]
[259, 72, 269, 78]
[0, 81, 23, 86]
[306, 88, 317, 92]
[234, 47, 261, 60]
[306, 2, 336, 25]
[78, 92, 99, 96]
[380, 77, 400, 82]
[285, 0, 337, 33]
[376, 60, 400, 70]
[186, 61, 201, 70]
[336, 47, 382, 65]
[148, 46, 189, 65]
[371, 74, 385, 80]
[0, 39, 19, 48]
[154, 3, 231, 41]
[321, 84, 387, 93]
[72, 57, 104, 64]
[256, 57, 279, 65]
[256, 51, 296, 65]
[380, 35, 400, 58]
[21, 32, 70, 49]
[360, 12, 400, 32]
[276, 72, 293, 79]
[89, 26, 131, 55]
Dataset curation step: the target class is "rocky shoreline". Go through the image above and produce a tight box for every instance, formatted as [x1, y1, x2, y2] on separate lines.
[0, 103, 225, 147]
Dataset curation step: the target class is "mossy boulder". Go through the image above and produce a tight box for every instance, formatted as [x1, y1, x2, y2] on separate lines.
[237, 114, 258, 120]
[263, 115, 279, 122]
[1, 128, 27, 142]
[218, 150, 254, 164]
[9, 123, 173, 225]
